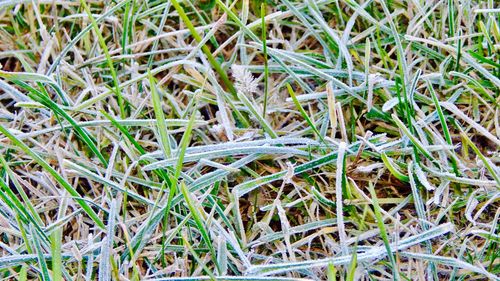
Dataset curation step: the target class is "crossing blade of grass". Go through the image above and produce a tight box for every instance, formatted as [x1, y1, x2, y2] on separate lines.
[217, 235, 228, 275]
[280, 0, 333, 64]
[380, 152, 409, 182]
[50, 193, 66, 281]
[408, 162, 438, 278]
[85, 251, 94, 281]
[346, 244, 357, 281]
[448, 71, 495, 103]
[408, 162, 432, 229]
[172, 100, 198, 202]
[121, 0, 133, 57]
[327, 263, 337, 281]
[146, 2, 171, 68]
[310, 187, 337, 209]
[31, 227, 51, 281]
[50, 226, 63, 281]
[160, 103, 198, 260]
[459, 131, 500, 187]
[287, 83, 325, 143]
[0, 125, 105, 229]
[336, 142, 348, 256]
[19, 265, 28, 281]
[70, 60, 224, 112]
[211, 219, 251, 269]
[142, 146, 308, 171]
[427, 81, 459, 175]
[170, 0, 237, 97]
[261, 2, 269, 118]
[0, 79, 32, 103]
[98, 199, 118, 281]
[0, 70, 71, 105]
[100, 110, 146, 154]
[326, 82, 338, 138]
[142, 137, 319, 158]
[14, 118, 207, 140]
[368, 182, 400, 280]
[149, 69, 172, 158]
[379, 0, 408, 88]
[400, 252, 500, 281]
[391, 114, 438, 165]
[80, 0, 126, 118]
[0, 254, 75, 270]
[180, 181, 220, 274]
[215, 0, 324, 94]
[266, 48, 358, 99]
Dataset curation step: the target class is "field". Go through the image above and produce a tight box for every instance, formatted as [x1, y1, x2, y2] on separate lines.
[0, 0, 499, 280]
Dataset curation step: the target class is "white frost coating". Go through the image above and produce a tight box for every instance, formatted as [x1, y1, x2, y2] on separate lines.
[441, 102, 500, 146]
[336, 142, 348, 256]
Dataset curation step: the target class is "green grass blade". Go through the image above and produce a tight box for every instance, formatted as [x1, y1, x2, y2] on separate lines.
[170, 0, 237, 97]
[287, 83, 325, 143]
[148, 69, 172, 158]
[80, 0, 126, 118]
[368, 183, 400, 280]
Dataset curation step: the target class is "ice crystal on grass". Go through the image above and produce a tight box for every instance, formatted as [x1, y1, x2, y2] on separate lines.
[231, 64, 259, 95]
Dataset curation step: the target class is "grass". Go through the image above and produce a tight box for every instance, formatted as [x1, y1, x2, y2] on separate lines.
[0, 0, 499, 280]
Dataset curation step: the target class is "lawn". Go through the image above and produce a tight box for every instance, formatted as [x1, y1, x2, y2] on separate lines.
[0, 0, 499, 280]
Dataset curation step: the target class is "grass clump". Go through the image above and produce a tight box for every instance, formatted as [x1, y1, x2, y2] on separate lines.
[0, 0, 499, 280]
